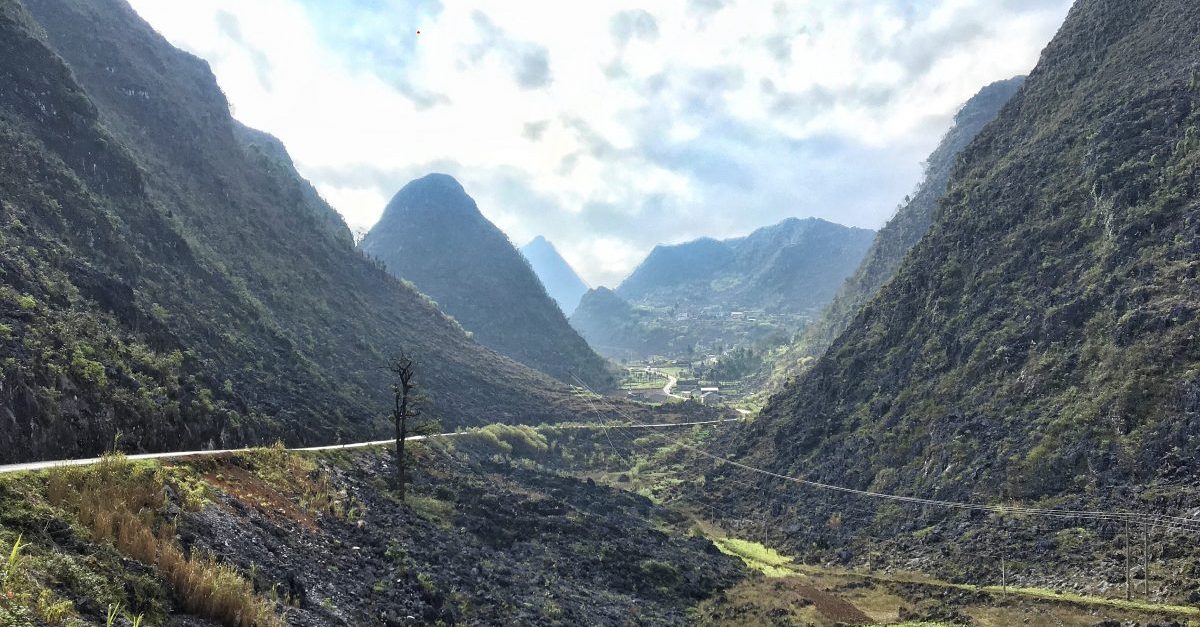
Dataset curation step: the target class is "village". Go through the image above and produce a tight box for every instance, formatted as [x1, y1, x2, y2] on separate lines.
[609, 307, 802, 408]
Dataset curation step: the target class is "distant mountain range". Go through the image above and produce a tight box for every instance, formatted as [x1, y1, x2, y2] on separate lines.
[360, 175, 613, 390]
[569, 217, 875, 361]
[617, 218, 876, 315]
[0, 0, 592, 463]
[520, 236, 589, 316]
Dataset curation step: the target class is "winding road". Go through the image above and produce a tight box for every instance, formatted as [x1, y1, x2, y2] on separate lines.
[0, 419, 742, 475]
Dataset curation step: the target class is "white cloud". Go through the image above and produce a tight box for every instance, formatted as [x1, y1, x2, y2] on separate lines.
[127, 0, 1072, 286]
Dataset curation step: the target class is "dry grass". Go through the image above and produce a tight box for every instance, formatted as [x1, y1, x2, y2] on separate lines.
[208, 442, 354, 525]
[47, 454, 283, 627]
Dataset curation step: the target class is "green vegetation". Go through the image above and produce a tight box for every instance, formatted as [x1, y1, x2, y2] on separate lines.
[712, 537, 794, 578]
[404, 494, 456, 527]
[740, 0, 1200, 530]
[47, 455, 283, 627]
[762, 77, 1025, 393]
[452, 423, 550, 464]
[0, 0, 589, 465]
[0, 452, 285, 627]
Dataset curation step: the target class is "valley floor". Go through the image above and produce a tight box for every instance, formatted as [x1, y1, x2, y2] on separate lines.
[2, 423, 1196, 626]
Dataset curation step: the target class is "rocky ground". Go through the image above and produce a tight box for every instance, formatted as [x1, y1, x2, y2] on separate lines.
[0, 435, 745, 626]
[175, 445, 744, 626]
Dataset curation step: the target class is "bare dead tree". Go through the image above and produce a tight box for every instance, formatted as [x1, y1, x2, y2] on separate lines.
[388, 352, 420, 498]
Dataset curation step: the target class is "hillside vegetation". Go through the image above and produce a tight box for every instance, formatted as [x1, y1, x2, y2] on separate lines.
[741, 0, 1200, 504]
[361, 174, 614, 390]
[0, 0, 589, 464]
[763, 77, 1026, 389]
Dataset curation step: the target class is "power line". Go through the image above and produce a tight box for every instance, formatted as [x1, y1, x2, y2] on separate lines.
[571, 378, 1200, 532]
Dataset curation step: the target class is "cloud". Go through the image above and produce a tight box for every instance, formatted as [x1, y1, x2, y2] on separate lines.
[213, 11, 273, 90]
[127, 0, 1074, 286]
[688, 0, 727, 17]
[467, 12, 553, 90]
[522, 120, 550, 141]
[610, 9, 659, 46]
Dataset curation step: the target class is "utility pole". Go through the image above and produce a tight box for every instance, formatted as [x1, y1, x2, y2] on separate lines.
[1143, 523, 1151, 602]
[1125, 520, 1131, 601]
[1000, 522, 1008, 594]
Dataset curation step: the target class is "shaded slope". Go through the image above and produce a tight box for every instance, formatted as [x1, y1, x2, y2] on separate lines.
[520, 235, 589, 316]
[744, 0, 1200, 501]
[617, 238, 735, 303]
[569, 287, 675, 360]
[360, 175, 614, 390]
[0, 0, 586, 464]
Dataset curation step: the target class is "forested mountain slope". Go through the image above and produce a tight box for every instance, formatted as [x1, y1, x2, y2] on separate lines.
[617, 218, 875, 315]
[741, 0, 1200, 501]
[360, 175, 614, 390]
[766, 77, 1025, 388]
[0, 0, 588, 464]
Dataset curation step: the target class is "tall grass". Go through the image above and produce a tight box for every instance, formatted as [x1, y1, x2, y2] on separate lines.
[47, 454, 282, 627]
[3, 534, 22, 588]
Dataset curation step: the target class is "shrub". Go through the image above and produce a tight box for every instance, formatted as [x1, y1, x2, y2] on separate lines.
[638, 559, 681, 589]
[405, 494, 455, 527]
[452, 423, 550, 463]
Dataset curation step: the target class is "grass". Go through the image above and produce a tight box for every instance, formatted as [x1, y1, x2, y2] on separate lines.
[704, 529, 1200, 620]
[4, 533, 22, 586]
[1, 529, 76, 625]
[711, 537, 794, 578]
[45, 454, 284, 627]
[405, 494, 456, 528]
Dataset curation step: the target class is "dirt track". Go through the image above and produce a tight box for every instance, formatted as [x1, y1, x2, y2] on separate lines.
[790, 581, 875, 624]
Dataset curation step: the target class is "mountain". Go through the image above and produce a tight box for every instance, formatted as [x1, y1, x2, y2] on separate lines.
[617, 218, 876, 315]
[0, 0, 593, 463]
[762, 77, 1026, 387]
[360, 175, 614, 390]
[520, 236, 589, 315]
[569, 287, 673, 360]
[736, 0, 1200, 507]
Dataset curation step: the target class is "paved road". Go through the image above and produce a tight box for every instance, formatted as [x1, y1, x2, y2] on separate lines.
[660, 371, 683, 399]
[636, 367, 684, 399]
[0, 419, 741, 475]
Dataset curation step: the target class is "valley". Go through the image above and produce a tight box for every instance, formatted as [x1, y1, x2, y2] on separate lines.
[2, 0, 1199, 624]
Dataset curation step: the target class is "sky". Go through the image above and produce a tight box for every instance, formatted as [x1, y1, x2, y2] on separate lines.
[128, 0, 1074, 286]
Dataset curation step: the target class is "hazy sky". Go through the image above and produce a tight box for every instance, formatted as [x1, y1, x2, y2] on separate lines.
[128, 0, 1073, 286]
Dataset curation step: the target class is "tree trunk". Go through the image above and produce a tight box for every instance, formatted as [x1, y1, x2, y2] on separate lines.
[395, 390, 409, 499]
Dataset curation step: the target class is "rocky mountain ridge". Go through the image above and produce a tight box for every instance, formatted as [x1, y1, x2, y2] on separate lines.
[360, 174, 614, 390]
[520, 235, 590, 316]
